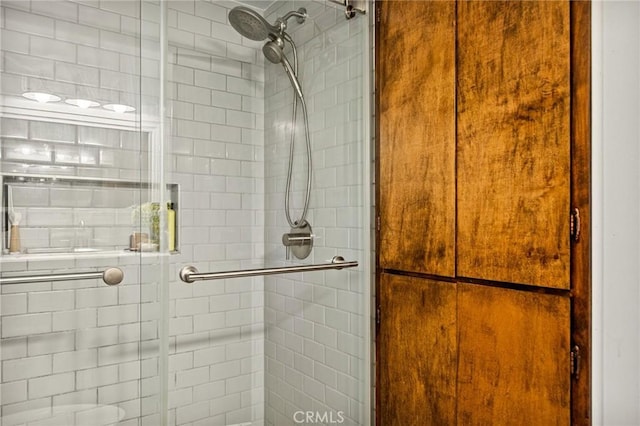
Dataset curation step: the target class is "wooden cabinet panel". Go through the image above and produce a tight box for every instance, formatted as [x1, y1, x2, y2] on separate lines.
[378, 0, 456, 276]
[456, 1, 571, 288]
[457, 283, 571, 425]
[377, 273, 457, 425]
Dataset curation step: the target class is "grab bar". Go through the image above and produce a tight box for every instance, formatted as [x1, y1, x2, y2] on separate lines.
[179, 256, 358, 283]
[0, 267, 124, 286]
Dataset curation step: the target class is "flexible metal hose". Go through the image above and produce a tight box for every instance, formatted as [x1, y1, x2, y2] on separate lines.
[283, 35, 312, 229]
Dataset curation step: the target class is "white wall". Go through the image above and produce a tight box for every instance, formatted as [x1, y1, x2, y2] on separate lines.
[594, 1, 640, 424]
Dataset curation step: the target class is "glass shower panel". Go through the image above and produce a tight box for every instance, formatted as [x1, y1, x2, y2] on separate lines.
[0, 1, 167, 425]
[164, 1, 266, 423]
[263, 1, 370, 425]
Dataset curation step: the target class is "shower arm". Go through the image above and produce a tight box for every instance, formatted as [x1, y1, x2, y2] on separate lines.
[276, 8, 307, 29]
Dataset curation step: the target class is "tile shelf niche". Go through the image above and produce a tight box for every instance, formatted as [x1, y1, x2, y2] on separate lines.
[1, 173, 179, 257]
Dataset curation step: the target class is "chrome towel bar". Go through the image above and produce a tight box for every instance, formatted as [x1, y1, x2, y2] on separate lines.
[0, 267, 124, 286]
[179, 256, 358, 283]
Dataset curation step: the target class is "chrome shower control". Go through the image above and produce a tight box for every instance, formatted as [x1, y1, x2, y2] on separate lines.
[282, 221, 313, 260]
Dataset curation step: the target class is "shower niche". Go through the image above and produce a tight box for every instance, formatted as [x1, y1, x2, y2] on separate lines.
[1, 174, 180, 256]
[0, 114, 179, 256]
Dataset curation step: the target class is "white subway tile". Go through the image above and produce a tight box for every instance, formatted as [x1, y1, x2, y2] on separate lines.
[194, 105, 226, 125]
[177, 12, 210, 36]
[194, 69, 226, 90]
[193, 312, 225, 332]
[98, 380, 139, 405]
[169, 352, 193, 373]
[28, 290, 75, 313]
[169, 388, 193, 409]
[210, 393, 241, 416]
[53, 389, 97, 407]
[31, 0, 79, 22]
[56, 61, 100, 86]
[175, 297, 209, 317]
[210, 359, 241, 381]
[30, 35, 76, 62]
[193, 380, 225, 402]
[98, 342, 140, 366]
[1, 293, 27, 315]
[5, 8, 54, 38]
[176, 366, 210, 388]
[194, 34, 227, 58]
[4, 51, 54, 79]
[53, 348, 97, 373]
[98, 304, 139, 326]
[0, 337, 27, 361]
[2, 313, 52, 338]
[77, 287, 118, 308]
[100, 0, 140, 18]
[176, 401, 210, 424]
[76, 365, 119, 389]
[100, 30, 139, 56]
[56, 20, 100, 47]
[0, 381, 27, 405]
[53, 308, 97, 332]
[211, 89, 242, 110]
[28, 372, 75, 399]
[195, 2, 226, 24]
[79, 4, 120, 31]
[2, 29, 29, 54]
[27, 331, 75, 356]
[2, 355, 52, 381]
[76, 326, 118, 348]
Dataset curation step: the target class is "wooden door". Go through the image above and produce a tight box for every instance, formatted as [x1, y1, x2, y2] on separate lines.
[376, 0, 591, 424]
[377, 273, 457, 425]
[377, 0, 456, 277]
[457, 284, 571, 425]
[456, 0, 571, 289]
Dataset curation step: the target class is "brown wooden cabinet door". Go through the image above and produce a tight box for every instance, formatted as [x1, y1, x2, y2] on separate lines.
[377, 0, 456, 277]
[457, 283, 571, 425]
[456, 1, 571, 289]
[376, 1, 588, 424]
[377, 273, 457, 425]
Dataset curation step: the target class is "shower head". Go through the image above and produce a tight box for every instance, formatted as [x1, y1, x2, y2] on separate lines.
[261, 39, 303, 100]
[228, 6, 307, 42]
[228, 6, 278, 41]
[263, 40, 283, 64]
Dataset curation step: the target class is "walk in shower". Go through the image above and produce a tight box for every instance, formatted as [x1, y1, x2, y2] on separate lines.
[0, 1, 371, 425]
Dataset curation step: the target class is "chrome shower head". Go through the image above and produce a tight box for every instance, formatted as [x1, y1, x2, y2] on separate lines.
[228, 6, 277, 41]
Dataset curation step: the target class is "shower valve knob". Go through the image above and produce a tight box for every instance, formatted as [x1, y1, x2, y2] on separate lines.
[282, 222, 313, 260]
[282, 233, 312, 246]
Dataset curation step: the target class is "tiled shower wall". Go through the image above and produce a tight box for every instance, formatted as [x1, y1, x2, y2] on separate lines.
[263, 2, 367, 425]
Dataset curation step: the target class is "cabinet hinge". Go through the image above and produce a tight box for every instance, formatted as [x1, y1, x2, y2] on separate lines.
[376, 215, 381, 232]
[376, 305, 381, 327]
[375, 4, 381, 23]
[570, 207, 581, 242]
[570, 344, 581, 380]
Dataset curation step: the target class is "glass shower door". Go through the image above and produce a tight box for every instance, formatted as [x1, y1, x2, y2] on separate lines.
[0, 1, 167, 424]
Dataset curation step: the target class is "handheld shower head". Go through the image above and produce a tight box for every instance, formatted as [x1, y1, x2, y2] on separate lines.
[262, 40, 304, 100]
[262, 40, 283, 64]
[281, 54, 304, 100]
